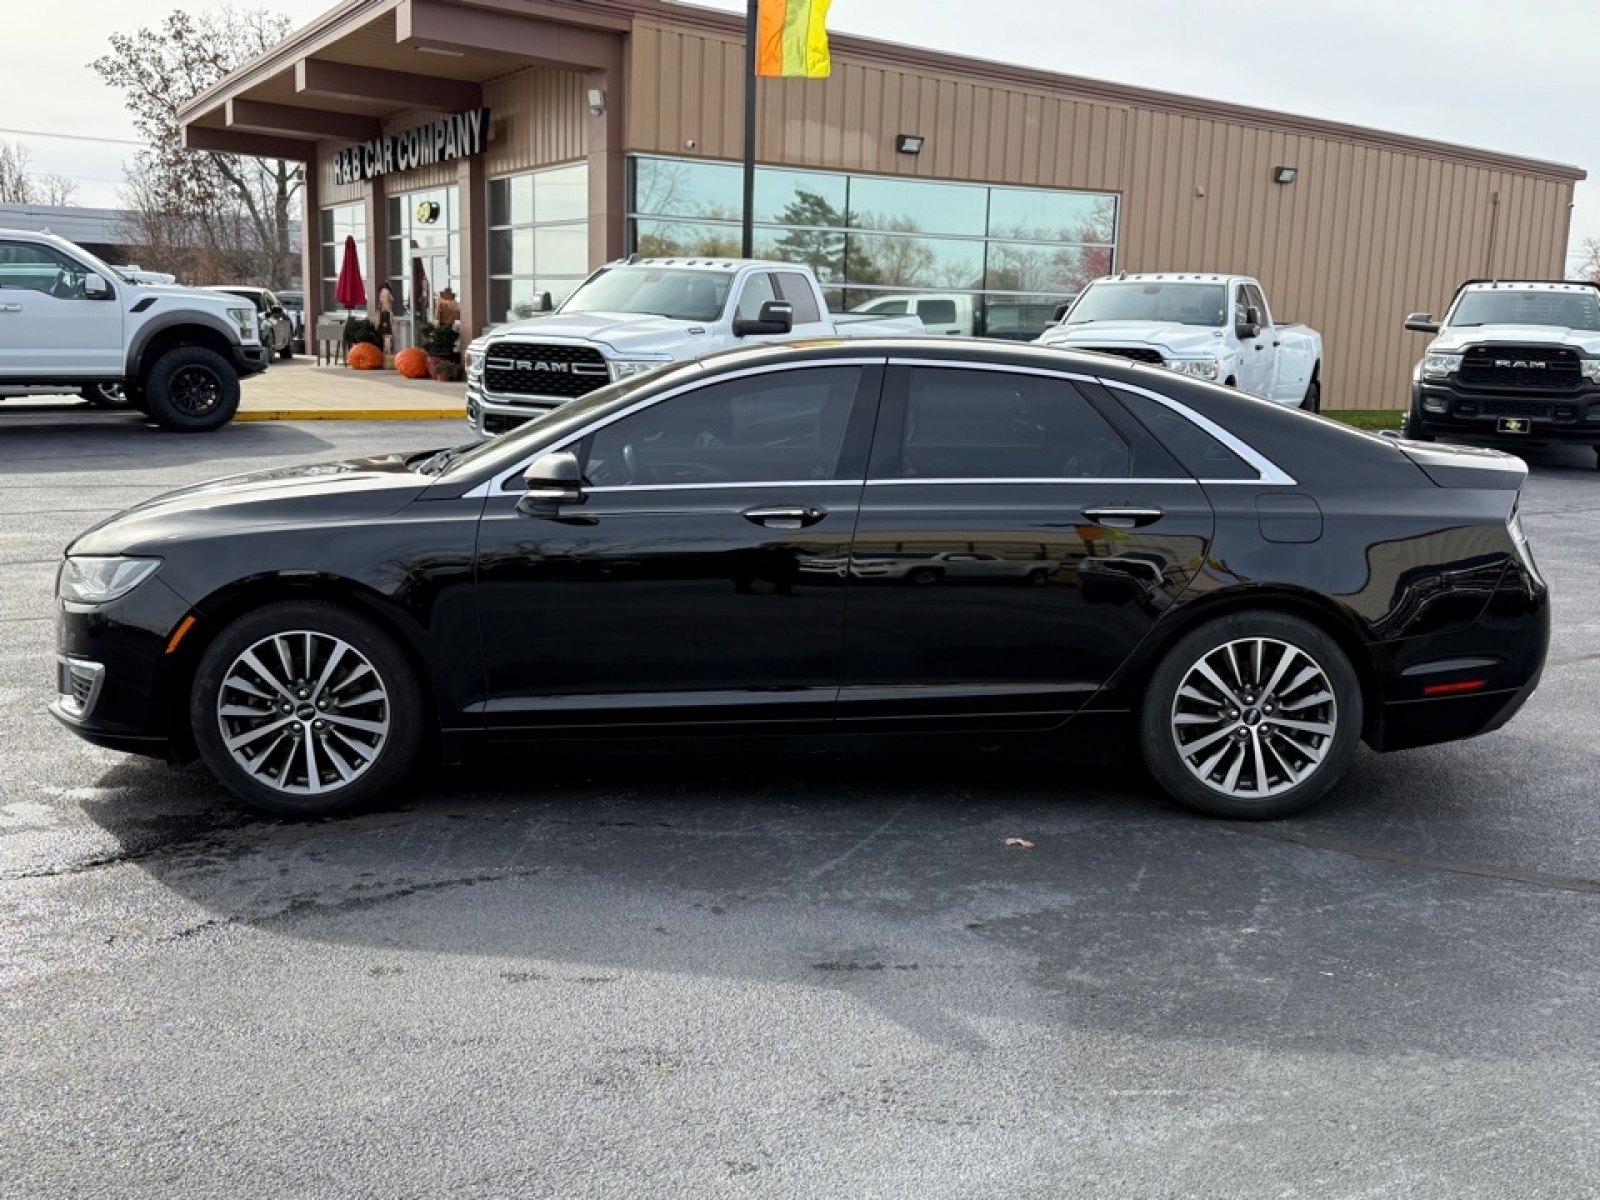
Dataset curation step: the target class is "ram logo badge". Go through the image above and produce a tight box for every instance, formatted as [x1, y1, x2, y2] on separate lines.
[1494, 359, 1547, 370]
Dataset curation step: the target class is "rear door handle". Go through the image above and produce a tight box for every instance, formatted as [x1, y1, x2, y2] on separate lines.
[0, 303, 21, 313]
[742, 505, 827, 530]
[1083, 505, 1163, 529]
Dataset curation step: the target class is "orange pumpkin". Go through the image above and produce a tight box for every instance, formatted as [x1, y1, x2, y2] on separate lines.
[347, 342, 384, 370]
[394, 347, 430, 379]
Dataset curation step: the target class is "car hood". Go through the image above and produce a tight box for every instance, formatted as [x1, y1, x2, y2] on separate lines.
[131, 283, 248, 311]
[68, 453, 436, 556]
[1427, 324, 1600, 354]
[1036, 322, 1225, 355]
[481, 311, 721, 357]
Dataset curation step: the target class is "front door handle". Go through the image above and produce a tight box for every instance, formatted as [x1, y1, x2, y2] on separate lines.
[742, 505, 827, 530]
[0, 303, 22, 313]
[1083, 505, 1163, 529]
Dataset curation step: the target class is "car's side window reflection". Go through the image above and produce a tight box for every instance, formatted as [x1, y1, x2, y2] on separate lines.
[895, 367, 1130, 480]
[579, 367, 863, 486]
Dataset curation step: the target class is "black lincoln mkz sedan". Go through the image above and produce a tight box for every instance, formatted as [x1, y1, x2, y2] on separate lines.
[52, 340, 1548, 820]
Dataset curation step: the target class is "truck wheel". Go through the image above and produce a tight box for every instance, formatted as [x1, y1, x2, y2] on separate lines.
[78, 384, 131, 408]
[143, 346, 240, 432]
[1401, 410, 1434, 442]
[278, 343, 294, 361]
[1299, 372, 1321, 413]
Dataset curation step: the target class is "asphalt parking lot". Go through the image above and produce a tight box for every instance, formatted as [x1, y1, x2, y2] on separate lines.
[1, 406, 1597, 1199]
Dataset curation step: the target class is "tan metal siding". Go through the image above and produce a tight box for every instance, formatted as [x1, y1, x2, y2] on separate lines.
[627, 18, 1576, 409]
[318, 147, 365, 208]
[484, 68, 588, 175]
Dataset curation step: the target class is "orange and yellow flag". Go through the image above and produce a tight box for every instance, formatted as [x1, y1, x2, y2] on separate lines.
[755, 0, 832, 78]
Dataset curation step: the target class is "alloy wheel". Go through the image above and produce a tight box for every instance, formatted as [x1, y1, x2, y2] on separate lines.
[171, 366, 222, 415]
[1169, 636, 1337, 801]
[214, 630, 392, 796]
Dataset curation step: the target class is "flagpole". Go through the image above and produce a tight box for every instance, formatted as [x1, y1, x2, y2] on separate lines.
[741, 0, 758, 258]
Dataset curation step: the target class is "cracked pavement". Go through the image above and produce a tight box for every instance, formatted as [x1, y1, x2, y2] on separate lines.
[1, 409, 1597, 1198]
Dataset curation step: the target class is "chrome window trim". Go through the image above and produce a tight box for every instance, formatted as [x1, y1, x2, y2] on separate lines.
[581, 479, 867, 495]
[466, 357, 886, 499]
[865, 477, 1202, 488]
[1095, 378, 1298, 486]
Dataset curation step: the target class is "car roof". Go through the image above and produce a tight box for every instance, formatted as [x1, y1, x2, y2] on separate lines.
[1457, 280, 1600, 294]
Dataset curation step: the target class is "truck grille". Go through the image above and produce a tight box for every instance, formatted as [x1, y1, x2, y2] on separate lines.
[1082, 346, 1165, 365]
[483, 343, 610, 400]
[1458, 346, 1582, 390]
[1481, 400, 1555, 419]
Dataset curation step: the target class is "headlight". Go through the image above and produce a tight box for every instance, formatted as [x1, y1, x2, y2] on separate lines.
[227, 307, 259, 342]
[1168, 358, 1220, 380]
[464, 343, 486, 375]
[58, 556, 161, 604]
[1580, 359, 1600, 382]
[610, 358, 672, 381]
[1423, 352, 1463, 378]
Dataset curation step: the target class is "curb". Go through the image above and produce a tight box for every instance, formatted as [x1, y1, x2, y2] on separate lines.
[236, 408, 467, 422]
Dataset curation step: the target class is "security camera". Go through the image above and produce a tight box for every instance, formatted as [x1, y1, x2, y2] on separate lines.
[684, 139, 697, 150]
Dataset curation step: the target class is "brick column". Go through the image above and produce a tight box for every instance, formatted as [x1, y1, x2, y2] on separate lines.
[301, 156, 321, 331]
[586, 61, 627, 267]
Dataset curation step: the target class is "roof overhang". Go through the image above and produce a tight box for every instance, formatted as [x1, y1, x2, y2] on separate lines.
[179, 0, 627, 163]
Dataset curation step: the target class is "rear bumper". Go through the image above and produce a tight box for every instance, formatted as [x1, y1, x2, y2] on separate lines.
[1367, 561, 1549, 752]
[1413, 380, 1600, 442]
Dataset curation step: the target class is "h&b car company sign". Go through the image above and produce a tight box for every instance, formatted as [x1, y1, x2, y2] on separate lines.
[334, 108, 491, 185]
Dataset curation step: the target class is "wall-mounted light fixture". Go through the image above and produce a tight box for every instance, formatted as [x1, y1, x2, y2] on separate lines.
[895, 134, 925, 155]
[1272, 166, 1298, 185]
[587, 87, 606, 116]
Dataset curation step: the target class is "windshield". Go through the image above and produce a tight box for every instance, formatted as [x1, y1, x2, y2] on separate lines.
[561, 266, 732, 323]
[1448, 289, 1600, 331]
[1065, 281, 1228, 327]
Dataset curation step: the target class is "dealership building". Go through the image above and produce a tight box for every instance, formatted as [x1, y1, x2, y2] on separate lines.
[179, 0, 1585, 407]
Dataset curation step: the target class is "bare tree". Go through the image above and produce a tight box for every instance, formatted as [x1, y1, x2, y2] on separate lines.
[0, 140, 38, 203]
[91, 7, 303, 287]
[37, 175, 79, 206]
[1574, 237, 1600, 285]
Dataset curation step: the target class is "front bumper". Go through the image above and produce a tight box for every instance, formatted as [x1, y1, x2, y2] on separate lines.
[465, 375, 567, 437]
[232, 343, 270, 378]
[1412, 379, 1600, 442]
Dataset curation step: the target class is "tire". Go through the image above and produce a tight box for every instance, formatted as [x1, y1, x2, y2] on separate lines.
[1300, 372, 1321, 413]
[1139, 610, 1363, 820]
[78, 383, 131, 408]
[143, 345, 240, 432]
[908, 567, 941, 586]
[189, 601, 424, 817]
[278, 343, 294, 361]
[1401, 408, 1434, 442]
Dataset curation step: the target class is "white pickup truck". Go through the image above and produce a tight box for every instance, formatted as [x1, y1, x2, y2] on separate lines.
[463, 258, 923, 436]
[1034, 272, 1323, 411]
[0, 228, 268, 430]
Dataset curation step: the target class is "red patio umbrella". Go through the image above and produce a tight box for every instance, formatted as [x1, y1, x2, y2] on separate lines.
[334, 235, 366, 314]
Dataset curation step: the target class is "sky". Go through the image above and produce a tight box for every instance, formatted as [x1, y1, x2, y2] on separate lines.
[8, 0, 1597, 273]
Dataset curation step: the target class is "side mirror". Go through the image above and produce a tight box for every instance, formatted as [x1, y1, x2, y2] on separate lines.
[732, 299, 795, 337]
[1236, 319, 1261, 340]
[1051, 302, 1072, 323]
[536, 291, 553, 313]
[83, 274, 109, 299]
[1404, 312, 1440, 334]
[516, 450, 586, 518]
[269, 304, 286, 317]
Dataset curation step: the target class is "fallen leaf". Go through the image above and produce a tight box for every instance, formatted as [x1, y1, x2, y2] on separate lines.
[1004, 838, 1034, 849]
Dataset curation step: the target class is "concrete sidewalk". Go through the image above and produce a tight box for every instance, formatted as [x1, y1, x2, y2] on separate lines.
[237, 356, 467, 421]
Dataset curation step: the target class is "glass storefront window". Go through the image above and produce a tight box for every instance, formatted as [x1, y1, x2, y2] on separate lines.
[487, 162, 590, 323]
[627, 156, 1119, 327]
[319, 203, 367, 312]
[846, 176, 988, 238]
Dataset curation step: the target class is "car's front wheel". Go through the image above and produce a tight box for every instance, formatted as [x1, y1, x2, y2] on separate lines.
[190, 602, 423, 816]
[1139, 611, 1362, 819]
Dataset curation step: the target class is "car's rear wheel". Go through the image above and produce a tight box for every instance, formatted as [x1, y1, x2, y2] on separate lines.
[144, 346, 240, 432]
[1139, 611, 1362, 819]
[190, 602, 423, 816]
